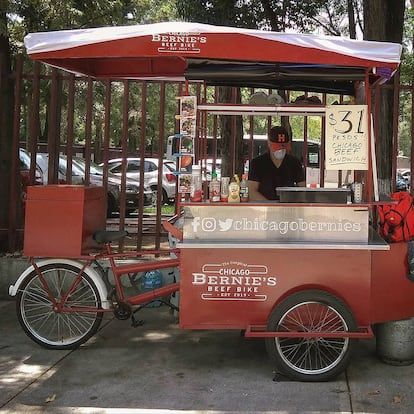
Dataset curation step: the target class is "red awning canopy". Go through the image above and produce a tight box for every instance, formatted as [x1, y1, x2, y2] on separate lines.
[24, 21, 402, 93]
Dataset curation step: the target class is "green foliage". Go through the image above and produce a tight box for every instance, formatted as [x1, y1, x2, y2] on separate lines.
[176, 0, 326, 31]
[7, 0, 177, 54]
[400, 6, 414, 84]
[395, 4, 414, 158]
[7, 0, 179, 154]
[6, 0, 414, 159]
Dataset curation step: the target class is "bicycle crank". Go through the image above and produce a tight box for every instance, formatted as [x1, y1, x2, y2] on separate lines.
[113, 301, 132, 320]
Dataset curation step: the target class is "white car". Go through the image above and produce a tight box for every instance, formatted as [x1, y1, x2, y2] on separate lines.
[399, 169, 410, 183]
[101, 158, 177, 204]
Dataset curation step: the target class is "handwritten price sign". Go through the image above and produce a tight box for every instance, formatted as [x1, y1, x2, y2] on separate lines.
[325, 105, 368, 170]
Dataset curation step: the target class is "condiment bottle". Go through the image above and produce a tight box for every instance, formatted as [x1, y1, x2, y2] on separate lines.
[190, 165, 202, 202]
[209, 171, 221, 202]
[228, 175, 240, 203]
[240, 173, 249, 202]
[220, 177, 230, 202]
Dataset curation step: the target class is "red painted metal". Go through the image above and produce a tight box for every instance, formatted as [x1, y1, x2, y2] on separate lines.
[65, 74, 75, 183]
[24, 185, 106, 257]
[117, 79, 130, 250]
[112, 258, 180, 277]
[84, 77, 93, 185]
[371, 242, 414, 323]
[8, 55, 23, 251]
[47, 68, 60, 185]
[245, 324, 374, 339]
[127, 282, 180, 306]
[137, 80, 147, 250]
[179, 247, 374, 330]
[28, 62, 40, 180]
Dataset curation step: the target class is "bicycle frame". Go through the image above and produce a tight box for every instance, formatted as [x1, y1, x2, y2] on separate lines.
[27, 242, 180, 314]
[102, 243, 180, 305]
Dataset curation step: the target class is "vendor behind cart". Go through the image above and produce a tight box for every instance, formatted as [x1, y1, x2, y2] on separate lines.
[248, 126, 306, 200]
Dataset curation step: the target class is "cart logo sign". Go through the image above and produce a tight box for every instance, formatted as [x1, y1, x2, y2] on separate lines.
[152, 32, 206, 54]
[191, 216, 361, 234]
[184, 205, 369, 243]
[192, 261, 276, 301]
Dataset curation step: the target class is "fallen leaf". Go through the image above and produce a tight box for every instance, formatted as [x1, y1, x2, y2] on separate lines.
[45, 394, 56, 403]
[393, 394, 403, 404]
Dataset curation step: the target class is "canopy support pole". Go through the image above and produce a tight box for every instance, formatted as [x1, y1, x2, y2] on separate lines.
[370, 114, 379, 201]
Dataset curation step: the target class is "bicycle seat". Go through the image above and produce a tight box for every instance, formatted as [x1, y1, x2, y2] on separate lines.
[93, 230, 129, 244]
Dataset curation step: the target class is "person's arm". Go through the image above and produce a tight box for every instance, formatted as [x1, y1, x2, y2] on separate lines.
[248, 180, 268, 200]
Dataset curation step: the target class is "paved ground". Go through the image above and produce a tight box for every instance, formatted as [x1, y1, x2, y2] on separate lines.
[1, 299, 414, 414]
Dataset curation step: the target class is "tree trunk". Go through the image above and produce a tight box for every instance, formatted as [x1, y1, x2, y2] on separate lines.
[218, 87, 244, 178]
[0, 9, 14, 251]
[363, 0, 405, 195]
[347, 0, 356, 39]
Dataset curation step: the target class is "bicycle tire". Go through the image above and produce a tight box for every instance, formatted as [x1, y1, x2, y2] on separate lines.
[16, 263, 103, 350]
[265, 290, 357, 382]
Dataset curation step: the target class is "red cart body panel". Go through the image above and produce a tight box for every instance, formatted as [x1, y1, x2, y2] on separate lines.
[179, 247, 372, 329]
[371, 242, 414, 324]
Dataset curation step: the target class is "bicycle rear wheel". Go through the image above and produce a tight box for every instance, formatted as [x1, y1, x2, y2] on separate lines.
[16, 263, 103, 350]
[265, 290, 356, 382]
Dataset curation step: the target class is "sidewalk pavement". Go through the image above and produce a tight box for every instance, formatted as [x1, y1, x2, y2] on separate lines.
[1, 299, 414, 414]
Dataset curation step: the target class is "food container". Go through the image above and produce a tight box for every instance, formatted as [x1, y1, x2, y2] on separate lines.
[277, 187, 351, 204]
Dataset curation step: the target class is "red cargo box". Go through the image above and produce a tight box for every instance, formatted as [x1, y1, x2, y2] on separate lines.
[24, 185, 106, 257]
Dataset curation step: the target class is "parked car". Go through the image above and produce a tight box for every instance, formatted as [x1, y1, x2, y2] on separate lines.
[101, 158, 177, 204]
[19, 148, 43, 203]
[399, 169, 411, 188]
[396, 170, 409, 192]
[72, 157, 154, 216]
[36, 153, 84, 185]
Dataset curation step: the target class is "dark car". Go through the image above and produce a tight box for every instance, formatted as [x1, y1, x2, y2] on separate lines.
[72, 157, 154, 216]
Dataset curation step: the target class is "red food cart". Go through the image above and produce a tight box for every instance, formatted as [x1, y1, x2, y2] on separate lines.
[11, 22, 413, 382]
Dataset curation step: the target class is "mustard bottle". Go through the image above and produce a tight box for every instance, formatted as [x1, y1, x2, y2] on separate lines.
[228, 175, 240, 203]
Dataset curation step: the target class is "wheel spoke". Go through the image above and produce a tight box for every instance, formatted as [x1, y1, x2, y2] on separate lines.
[18, 264, 102, 349]
[272, 297, 353, 378]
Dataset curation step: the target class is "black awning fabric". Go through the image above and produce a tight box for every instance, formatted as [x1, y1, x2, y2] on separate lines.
[184, 60, 368, 95]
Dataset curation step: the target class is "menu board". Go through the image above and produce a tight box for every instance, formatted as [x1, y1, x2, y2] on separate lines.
[176, 96, 197, 194]
[325, 105, 369, 170]
[179, 96, 197, 137]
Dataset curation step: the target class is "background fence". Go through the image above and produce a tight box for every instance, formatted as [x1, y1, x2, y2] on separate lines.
[3, 55, 414, 252]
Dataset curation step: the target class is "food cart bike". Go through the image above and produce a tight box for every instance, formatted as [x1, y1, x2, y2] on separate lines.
[9, 22, 414, 382]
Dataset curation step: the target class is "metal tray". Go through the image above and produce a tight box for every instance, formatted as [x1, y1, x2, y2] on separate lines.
[277, 187, 351, 204]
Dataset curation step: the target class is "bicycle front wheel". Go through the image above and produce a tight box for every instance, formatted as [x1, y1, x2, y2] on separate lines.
[16, 263, 103, 350]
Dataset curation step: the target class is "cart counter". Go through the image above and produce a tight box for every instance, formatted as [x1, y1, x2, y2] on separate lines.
[182, 203, 372, 244]
[178, 203, 393, 331]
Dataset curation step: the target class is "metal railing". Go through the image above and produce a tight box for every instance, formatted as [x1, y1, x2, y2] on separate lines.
[2, 55, 414, 252]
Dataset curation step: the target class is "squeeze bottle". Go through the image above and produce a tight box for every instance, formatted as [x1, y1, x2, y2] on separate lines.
[240, 173, 249, 202]
[228, 175, 240, 203]
[209, 171, 221, 202]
